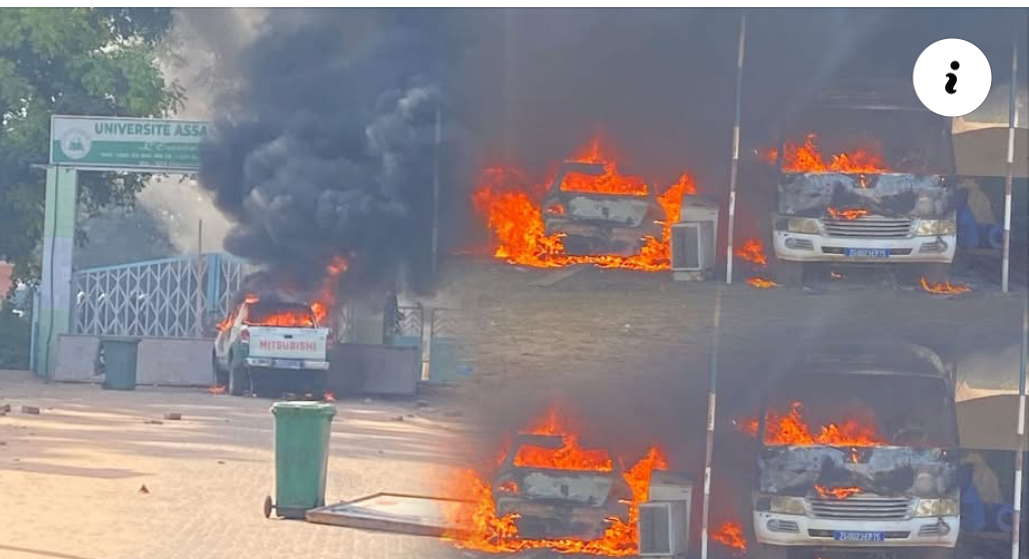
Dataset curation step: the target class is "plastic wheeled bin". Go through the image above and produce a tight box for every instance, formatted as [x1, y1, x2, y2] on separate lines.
[98, 337, 141, 391]
[264, 401, 337, 519]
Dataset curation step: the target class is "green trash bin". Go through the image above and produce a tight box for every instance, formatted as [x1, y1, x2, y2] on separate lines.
[265, 401, 336, 519]
[99, 337, 140, 391]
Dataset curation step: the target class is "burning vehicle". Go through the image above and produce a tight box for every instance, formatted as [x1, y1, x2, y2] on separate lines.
[542, 160, 663, 257]
[768, 84, 958, 285]
[493, 432, 632, 541]
[473, 134, 696, 271]
[444, 408, 671, 556]
[749, 343, 960, 559]
[212, 295, 333, 397]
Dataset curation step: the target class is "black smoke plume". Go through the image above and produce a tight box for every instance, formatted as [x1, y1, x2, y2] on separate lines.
[199, 10, 454, 295]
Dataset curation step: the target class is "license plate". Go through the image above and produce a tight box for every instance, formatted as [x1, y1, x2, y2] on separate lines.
[833, 531, 885, 542]
[844, 248, 889, 258]
[273, 359, 303, 369]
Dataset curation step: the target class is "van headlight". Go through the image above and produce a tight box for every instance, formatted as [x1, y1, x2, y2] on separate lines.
[913, 498, 959, 517]
[769, 496, 806, 515]
[786, 218, 820, 235]
[915, 219, 956, 236]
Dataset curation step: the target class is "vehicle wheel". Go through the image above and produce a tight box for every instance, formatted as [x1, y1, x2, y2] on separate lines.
[212, 351, 228, 388]
[263, 495, 274, 519]
[920, 262, 951, 284]
[229, 364, 250, 396]
[775, 259, 805, 286]
[309, 371, 327, 400]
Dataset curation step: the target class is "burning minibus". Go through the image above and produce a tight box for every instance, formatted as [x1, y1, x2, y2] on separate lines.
[751, 343, 960, 559]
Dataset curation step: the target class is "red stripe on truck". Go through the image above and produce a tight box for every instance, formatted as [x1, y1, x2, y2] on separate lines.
[257, 339, 318, 352]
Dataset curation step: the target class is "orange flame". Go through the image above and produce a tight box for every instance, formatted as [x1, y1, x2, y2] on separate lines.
[561, 135, 649, 196]
[830, 271, 845, 280]
[711, 520, 747, 552]
[207, 384, 226, 395]
[219, 257, 348, 332]
[920, 277, 971, 295]
[324, 390, 336, 403]
[736, 238, 768, 267]
[764, 134, 890, 174]
[815, 485, 863, 500]
[760, 402, 884, 447]
[746, 277, 778, 289]
[443, 407, 668, 556]
[473, 135, 696, 272]
[827, 206, 870, 220]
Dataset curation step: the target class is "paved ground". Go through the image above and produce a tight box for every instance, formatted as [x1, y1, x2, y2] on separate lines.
[0, 371, 469, 559]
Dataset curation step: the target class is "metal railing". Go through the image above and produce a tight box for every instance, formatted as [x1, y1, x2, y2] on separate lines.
[71, 253, 248, 338]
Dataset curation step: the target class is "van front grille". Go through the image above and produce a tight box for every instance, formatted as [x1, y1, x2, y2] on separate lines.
[823, 217, 912, 238]
[808, 496, 912, 520]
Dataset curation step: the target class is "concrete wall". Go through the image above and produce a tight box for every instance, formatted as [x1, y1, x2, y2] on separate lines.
[54, 334, 213, 386]
[53, 335, 100, 382]
[137, 338, 214, 386]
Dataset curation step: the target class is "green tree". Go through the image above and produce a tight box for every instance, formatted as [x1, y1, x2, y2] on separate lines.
[0, 8, 183, 279]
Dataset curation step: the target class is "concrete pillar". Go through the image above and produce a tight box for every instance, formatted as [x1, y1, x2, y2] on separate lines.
[36, 166, 77, 378]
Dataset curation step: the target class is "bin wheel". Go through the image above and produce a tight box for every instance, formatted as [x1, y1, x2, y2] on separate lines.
[263, 495, 274, 519]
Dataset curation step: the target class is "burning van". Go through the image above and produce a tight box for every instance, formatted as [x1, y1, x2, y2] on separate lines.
[768, 83, 958, 285]
[542, 160, 663, 257]
[750, 343, 960, 559]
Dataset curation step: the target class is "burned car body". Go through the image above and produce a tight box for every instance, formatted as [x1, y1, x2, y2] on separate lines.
[492, 433, 632, 540]
[752, 343, 961, 559]
[542, 162, 661, 256]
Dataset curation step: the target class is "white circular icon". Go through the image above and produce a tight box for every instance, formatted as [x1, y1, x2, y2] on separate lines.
[913, 38, 992, 117]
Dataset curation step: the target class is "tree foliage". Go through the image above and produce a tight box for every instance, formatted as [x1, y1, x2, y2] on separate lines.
[0, 8, 183, 279]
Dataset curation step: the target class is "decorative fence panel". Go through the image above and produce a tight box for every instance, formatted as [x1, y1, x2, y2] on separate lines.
[72, 254, 247, 338]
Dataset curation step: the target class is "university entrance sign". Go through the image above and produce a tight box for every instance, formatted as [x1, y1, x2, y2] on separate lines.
[37, 115, 212, 379]
[50, 115, 209, 172]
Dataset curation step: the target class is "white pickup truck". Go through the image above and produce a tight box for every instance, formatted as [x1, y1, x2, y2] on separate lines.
[212, 298, 332, 396]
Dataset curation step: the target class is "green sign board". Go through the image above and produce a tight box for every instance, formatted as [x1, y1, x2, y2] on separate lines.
[50, 115, 210, 172]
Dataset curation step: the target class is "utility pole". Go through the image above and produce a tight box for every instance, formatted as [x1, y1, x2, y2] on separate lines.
[700, 287, 724, 559]
[1002, 43, 1018, 293]
[725, 11, 747, 285]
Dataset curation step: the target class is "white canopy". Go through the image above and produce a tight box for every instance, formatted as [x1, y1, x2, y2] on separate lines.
[951, 82, 1028, 180]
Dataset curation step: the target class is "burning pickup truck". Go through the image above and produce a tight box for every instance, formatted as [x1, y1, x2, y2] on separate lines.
[750, 343, 960, 559]
[212, 296, 332, 397]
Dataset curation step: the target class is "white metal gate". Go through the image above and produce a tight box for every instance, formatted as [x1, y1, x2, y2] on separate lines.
[71, 254, 247, 338]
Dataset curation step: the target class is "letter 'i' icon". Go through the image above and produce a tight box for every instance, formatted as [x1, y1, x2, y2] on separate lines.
[945, 61, 959, 94]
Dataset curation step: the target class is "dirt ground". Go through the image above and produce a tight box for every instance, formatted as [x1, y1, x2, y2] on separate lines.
[0, 371, 469, 559]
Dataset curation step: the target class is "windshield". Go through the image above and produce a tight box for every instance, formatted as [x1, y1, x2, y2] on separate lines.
[761, 373, 958, 449]
[244, 302, 317, 328]
[784, 107, 954, 175]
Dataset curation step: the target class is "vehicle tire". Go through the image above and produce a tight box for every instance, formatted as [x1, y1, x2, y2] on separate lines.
[212, 351, 228, 388]
[309, 371, 327, 401]
[229, 364, 250, 396]
[775, 259, 805, 286]
[920, 262, 951, 284]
